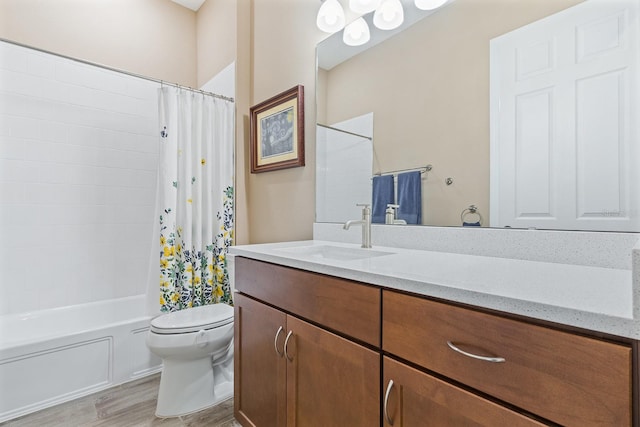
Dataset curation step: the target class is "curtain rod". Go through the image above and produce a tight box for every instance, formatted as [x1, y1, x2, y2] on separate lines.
[374, 164, 433, 176]
[317, 123, 373, 140]
[0, 37, 235, 103]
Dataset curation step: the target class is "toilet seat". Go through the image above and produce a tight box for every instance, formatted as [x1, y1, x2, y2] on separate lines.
[150, 304, 234, 334]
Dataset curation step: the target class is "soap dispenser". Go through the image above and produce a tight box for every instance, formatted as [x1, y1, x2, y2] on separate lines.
[385, 204, 400, 224]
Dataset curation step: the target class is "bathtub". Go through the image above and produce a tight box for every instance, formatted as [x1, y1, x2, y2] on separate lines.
[0, 295, 162, 423]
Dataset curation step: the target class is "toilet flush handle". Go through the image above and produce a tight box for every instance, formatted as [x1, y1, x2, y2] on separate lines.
[195, 329, 208, 348]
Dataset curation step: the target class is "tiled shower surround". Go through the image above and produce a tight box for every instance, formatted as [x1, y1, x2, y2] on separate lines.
[0, 41, 158, 315]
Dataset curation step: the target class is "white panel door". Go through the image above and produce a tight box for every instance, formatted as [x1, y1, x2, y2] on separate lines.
[490, 0, 639, 231]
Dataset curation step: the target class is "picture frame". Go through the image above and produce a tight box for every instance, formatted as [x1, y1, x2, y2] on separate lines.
[250, 85, 305, 173]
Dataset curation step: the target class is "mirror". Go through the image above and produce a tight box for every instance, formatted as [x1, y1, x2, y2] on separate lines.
[316, 0, 639, 232]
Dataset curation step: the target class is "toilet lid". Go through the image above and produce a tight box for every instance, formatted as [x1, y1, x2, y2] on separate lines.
[150, 304, 234, 334]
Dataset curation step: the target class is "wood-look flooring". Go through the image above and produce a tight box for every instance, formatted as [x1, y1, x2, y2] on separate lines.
[0, 374, 240, 427]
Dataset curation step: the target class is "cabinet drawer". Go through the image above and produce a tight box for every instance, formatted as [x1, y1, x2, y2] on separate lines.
[235, 257, 380, 347]
[383, 356, 547, 427]
[383, 291, 632, 427]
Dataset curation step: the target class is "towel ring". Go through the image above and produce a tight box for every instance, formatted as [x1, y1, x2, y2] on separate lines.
[461, 205, 483, 226]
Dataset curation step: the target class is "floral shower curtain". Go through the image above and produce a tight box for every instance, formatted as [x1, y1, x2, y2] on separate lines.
[157, 87, 234, 312]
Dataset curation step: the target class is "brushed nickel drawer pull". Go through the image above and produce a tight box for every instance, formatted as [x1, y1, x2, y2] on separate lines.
[284, 330, 294, 361]
[274, 326, 284, 357]
[447, 341, 506, 363]
[383, 379, 395, 425]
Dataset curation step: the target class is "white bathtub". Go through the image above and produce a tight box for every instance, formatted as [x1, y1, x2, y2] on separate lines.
[0, 295, 162, 423]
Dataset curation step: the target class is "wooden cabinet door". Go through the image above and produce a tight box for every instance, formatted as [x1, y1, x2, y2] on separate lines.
[383, 357, 548, 427]
[285, 316, 380, 427]
[234, 293, 287, 427]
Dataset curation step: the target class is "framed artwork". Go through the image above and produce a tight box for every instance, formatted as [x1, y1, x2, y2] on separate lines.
[250, 85, 305, 173]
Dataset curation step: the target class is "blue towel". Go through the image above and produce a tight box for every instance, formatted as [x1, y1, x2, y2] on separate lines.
[397, 171, 422, 224]
[372, 175, 394, 224]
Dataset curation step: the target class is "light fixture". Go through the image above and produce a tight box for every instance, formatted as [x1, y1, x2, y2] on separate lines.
[317, 0, 346, 33]
[414, 0, 448, 10]
[343, 17, 371, 46]
[349, 0, 381, 14]
[373, 0, 404, 31]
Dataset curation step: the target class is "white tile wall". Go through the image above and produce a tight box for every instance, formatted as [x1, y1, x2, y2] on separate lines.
[0, 41, 159, 315]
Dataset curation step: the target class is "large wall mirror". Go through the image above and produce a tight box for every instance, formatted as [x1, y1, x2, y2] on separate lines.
[316, 0, 640, 232]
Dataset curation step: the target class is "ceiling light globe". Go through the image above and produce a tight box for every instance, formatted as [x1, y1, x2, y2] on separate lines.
[343, 17, 371, 46]
[317, 0, 346, 33]
[373, 0, 404, 30]
[414, 0, 449, 11]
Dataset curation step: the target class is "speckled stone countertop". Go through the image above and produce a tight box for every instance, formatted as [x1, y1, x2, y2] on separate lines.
[230, 240, 639, 340]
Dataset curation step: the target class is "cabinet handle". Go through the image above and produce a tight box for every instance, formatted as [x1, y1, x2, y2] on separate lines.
[274, 326, 284, 357]
[383, 379, 395, 425]
[284, 330, 294, 361]
[446, 341, 506, 363]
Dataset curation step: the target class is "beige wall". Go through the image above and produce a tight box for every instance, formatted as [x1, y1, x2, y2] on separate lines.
[245, 0, 326, 243]
[322, 0, 584, 227]
[233, 0, 253, 245]
[196, 0, 236, 87]
[0, 0, 197, 87]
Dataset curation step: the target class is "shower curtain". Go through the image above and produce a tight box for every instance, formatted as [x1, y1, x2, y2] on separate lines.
[157, 87, 234, 312]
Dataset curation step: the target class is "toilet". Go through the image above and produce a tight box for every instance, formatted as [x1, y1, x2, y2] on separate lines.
[146, 303, 234, 418]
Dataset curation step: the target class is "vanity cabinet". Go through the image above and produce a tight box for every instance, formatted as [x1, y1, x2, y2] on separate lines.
[234, 257, 381, 427]
[383, 290, 633, 427]
[233, 256, 636, 427]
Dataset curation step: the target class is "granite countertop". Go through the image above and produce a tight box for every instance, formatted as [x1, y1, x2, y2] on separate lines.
[230, 240, 639, 340]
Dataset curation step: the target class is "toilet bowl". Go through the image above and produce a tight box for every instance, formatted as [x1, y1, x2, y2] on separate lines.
[146, 303, 234, 418]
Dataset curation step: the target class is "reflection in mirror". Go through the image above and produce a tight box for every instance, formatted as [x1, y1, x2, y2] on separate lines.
[490, 0, 640, 232]
[316, 0, 639, 232]
[316, 114, 373, 223]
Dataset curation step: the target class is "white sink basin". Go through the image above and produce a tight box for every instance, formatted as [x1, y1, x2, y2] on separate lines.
[275, 245, 394, 261]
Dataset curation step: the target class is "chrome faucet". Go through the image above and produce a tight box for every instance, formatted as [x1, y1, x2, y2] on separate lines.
[343, 204, 372, 248]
